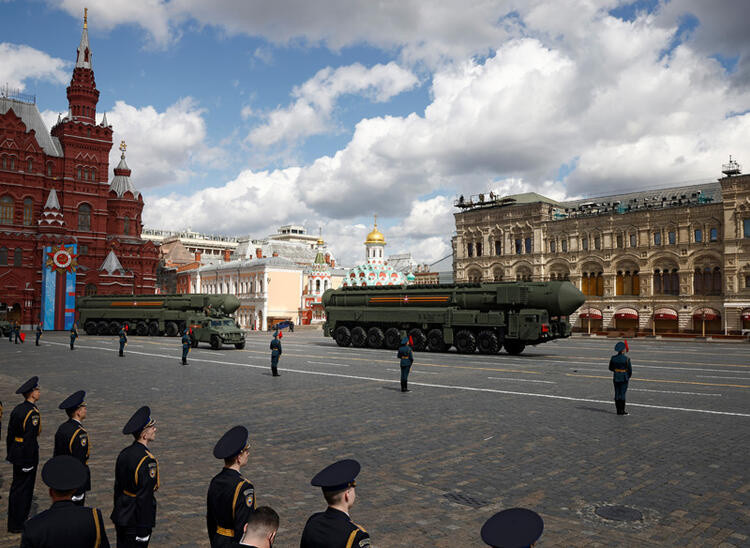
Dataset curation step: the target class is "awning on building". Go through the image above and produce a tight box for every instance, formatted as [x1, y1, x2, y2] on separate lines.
[693, 308, 720, 321]
[653, 308, 678, 320]
[614, 308, 638, 320]
[740, 310, 750, 321]
[578, 308, 602, 319]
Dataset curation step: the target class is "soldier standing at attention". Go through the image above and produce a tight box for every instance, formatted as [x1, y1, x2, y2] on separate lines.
[300, 459, 370, 548]
[119, 323, 128, 357]
[6, 376, 42, 534]
[181, 329, 191, 365]
[398, 336, 414, 393]
[111, 406, 159, 547]
[269, 331, 282, 377]
[35, 322, 43, 346]
[53, 391, 91, 506]
[206, 426, 255, 547]
[480, 507, 544, 547]
[14, 321, 23, 344]
[609, 341, 633, 415]
[70, 322, 79, 350]
[19, 455, 110, 547]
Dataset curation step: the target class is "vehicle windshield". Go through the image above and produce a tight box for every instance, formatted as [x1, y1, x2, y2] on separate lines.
[211, 320, 236, 327]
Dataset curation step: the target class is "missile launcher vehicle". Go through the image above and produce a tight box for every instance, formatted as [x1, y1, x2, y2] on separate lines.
[322, 281, 585, 354]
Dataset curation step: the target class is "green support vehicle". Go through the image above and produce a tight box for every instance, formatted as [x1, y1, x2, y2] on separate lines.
[322, 281, 585, 355]
[76, 293, 246, 349]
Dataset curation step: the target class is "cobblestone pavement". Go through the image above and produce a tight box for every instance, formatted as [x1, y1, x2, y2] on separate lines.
[1, 330, 748, 547]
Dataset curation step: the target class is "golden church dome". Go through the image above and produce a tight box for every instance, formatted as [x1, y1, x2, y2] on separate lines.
[365, 216, 386, 244]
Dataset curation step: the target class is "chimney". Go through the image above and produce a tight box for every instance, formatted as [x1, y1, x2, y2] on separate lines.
[256, 248, 263, 259]
[223, 249, 231, 262]
[195, 251, 201, 262]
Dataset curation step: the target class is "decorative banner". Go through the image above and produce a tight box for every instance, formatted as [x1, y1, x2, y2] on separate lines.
[41, 244, 77, 330]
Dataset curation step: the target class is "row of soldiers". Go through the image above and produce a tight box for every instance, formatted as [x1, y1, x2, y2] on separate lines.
[3, 375, 544, 547]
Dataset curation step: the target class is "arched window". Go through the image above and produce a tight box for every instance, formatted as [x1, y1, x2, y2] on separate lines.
[85, 284, 97, 296]
[315, 279, 321, 292]
[23, 198, 33, 226]
[78, 203, 91, 231]
[493, 267, 503, 281]
[27, 158, 33, 172]
[0, 247, 7, 265]
[711, 267, 722, 295]
[1, 156, 5, 169]
[46, 162, 53, 176]
[0, 196, 13, 224]
[13, 248, 22, 266]
[9, 156, 15, 170]
[77, 166, 82, 179]
[467, 269, 482, 283]
[123, 216, 130, 235]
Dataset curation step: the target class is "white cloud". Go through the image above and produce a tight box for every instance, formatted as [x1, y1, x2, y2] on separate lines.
[248, 62, 418, 147]
[0, 43, 69, 91]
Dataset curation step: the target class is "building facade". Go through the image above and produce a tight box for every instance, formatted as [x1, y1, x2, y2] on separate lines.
[341, 218, 407, 287]
[0, 13, 158, 328]
[453, 162, 750, 334]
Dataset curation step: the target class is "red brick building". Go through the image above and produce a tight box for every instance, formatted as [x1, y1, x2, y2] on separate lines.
[0, 13, 158, 329]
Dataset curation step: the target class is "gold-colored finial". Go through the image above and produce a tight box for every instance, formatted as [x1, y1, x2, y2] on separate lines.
[374, 213, 378, 228]
[119, 140, 127, 156]
[84, 8, 88, 29]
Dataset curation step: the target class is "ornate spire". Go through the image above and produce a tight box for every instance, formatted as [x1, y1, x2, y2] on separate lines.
[100, 112, 108, 126]
[100, 250, 126, 275]
[76, 8, 92, 69]
[38, 189, 65, 228]
[109, 140, 140, 198]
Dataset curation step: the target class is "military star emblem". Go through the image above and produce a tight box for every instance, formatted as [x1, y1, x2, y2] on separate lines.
[45, 243, 79, 274]
[403, 295, 409, 303]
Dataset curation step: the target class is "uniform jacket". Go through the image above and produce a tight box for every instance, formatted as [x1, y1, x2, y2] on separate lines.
[111, 441, 159, 532]
[70, 326, 79, 339]
[300, 507, 370, 548]
[54, 418, 91, 492]
[182, 333, 191, 349]
[269, 339, 282, 357]
[609, 353, 632, 383]
[119, 329, 128, 344]
[20, 500, 109, 548]
[397, 344, 414, 368]
[206, 468, 255, 546]
[6, 400, 41, 466]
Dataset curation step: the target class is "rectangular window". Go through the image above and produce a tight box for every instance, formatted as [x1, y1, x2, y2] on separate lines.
[582, 237, 588, 251]
[747, 275, 750, 289]
[467, 243, 473, 257]
[744, 219, 750, 238]
[654, 232, 661, 246]
[79, 244, 88, 256]
[515, 239, 522, 254]
[594, 236, 601, 250]
[616, 234, 623, 248]
[695, 229, 702, 243]
[549, 240, 556, 253]
[476, 242, 482, 257]
[23, 200, 33, 226]
[561, 239, 567, 252]
[668, 231, 676, 245]
[630, 234, 637, 247]
[495, 240, 502, 255]
[710, 228, 718, 242]
[525, 237, 532, 254]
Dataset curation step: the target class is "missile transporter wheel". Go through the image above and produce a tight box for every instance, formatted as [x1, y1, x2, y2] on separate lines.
[477, 330, 500, 354]
[454, 329, 477, 354]
[165, 321, 179, 337]
[351, 326, 367, 348]
[504, 341, 526, 355]
[384, 328, 401, 349]
[210, 335, 221, 349]
[135, 322, 148, 336]
[408, 328, 427, 352]
[235, 342, 245, 349]
[148, 321, 160, 337]
[334, 326, 352, 347]
[108, 321, 121, 335]
[367, 327, 384, 348]
[427, 328, 449, 352]
[96, 321, 109, 336]
[84, 321, 97, 336]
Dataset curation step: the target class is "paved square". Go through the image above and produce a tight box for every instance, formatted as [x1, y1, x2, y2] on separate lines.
[1, 331, 749, 547]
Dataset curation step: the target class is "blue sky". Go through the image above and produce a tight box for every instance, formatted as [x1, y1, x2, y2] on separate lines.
[2, 0, 750, 266]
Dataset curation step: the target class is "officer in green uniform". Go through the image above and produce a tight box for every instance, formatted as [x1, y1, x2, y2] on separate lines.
[300, 459, 371, 548]
[53, 391, 91, 506]
[481, 507, 544, 547]
[111, 406, 159, 547]
[20, 455, 110, 547]
[70, 322, 79, 350]
[182, 329, 191, 365]
[119, 324, 128, 357]
[397, 337, 414, 392]
[609, 341, 632, 415]
[6, 376, 42, 534]
[206, 426, 255, 547]
[35, 322, 43, 346]
[269, 332, 281, 377]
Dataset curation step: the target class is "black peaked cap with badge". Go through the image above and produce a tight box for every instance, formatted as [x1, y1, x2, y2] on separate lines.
[311, 459, 360, 493]
[481, 508, 544, 548]
[213, 425, 250, 459]
[59, 390, 85, 410]
[122, 406, 155, 435]
[16, 376, 39, 394]
[42, 455, 88, 491]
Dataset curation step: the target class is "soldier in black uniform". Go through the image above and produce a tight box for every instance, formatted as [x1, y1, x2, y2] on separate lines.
[231, 506, 278, 548]
[20, 455, 110, 547]
[397, 336, 414, 392]
[6, 376, 42, 534]
[14, 321, 23, 344]
[70, 322, 79, 350]
[35, 322, 43, 346]
[53, 390, 91, 506]
[480, 507, 544, 547]
[207, 426, 256, 547]
[111, 406, 160, 547]
[119, 324, 128, 357]
[609, 341, 633, 415]
[181, 329, 191, 365]
[269, 332, 281, 377]
[300, 459, 370, 548]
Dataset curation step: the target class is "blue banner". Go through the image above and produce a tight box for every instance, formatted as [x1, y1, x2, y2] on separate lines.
[41, 246, 55, 330]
